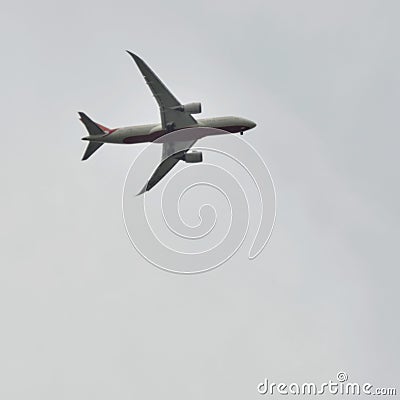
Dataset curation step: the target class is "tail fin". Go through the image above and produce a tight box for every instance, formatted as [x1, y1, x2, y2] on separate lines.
[78, 112, 107, 160]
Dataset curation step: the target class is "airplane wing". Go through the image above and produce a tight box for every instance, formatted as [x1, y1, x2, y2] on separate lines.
[161, 139, 196, 161]
[138, 139, 197, 194]
[126, 51, 198, 130]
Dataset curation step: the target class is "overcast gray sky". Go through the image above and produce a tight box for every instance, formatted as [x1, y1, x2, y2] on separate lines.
[1, 0, 399, 399]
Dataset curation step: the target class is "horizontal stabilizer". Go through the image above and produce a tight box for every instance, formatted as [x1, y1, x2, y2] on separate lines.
[82, 141, 104, 161]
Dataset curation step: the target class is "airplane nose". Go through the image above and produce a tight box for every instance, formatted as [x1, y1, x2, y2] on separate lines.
[248, 120, 257, 129]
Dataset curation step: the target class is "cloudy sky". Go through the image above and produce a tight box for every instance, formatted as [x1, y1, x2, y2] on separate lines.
[1, 0, 399, 398]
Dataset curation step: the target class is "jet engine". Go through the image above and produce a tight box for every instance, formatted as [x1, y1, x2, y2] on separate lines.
[183, 151, 203, 163]
[173, 102, 202, 114]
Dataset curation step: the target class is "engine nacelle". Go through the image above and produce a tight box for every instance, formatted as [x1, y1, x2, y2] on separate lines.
[183, 151, 203, 163]
[173, 102, 202, 114]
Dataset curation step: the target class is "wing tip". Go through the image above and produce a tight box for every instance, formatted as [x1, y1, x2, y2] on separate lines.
[126, 50, 140, 61]
[136, 183, 149, 196]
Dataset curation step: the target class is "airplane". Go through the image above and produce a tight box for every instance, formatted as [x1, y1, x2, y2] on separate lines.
[79, 51, 257, 193]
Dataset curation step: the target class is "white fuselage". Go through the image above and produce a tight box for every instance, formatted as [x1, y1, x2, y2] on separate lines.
[83, 116, 256, 144]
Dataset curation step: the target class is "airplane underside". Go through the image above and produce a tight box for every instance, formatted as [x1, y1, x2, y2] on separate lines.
[79, 51, 256, 193]
[121, 124, 246, 144]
